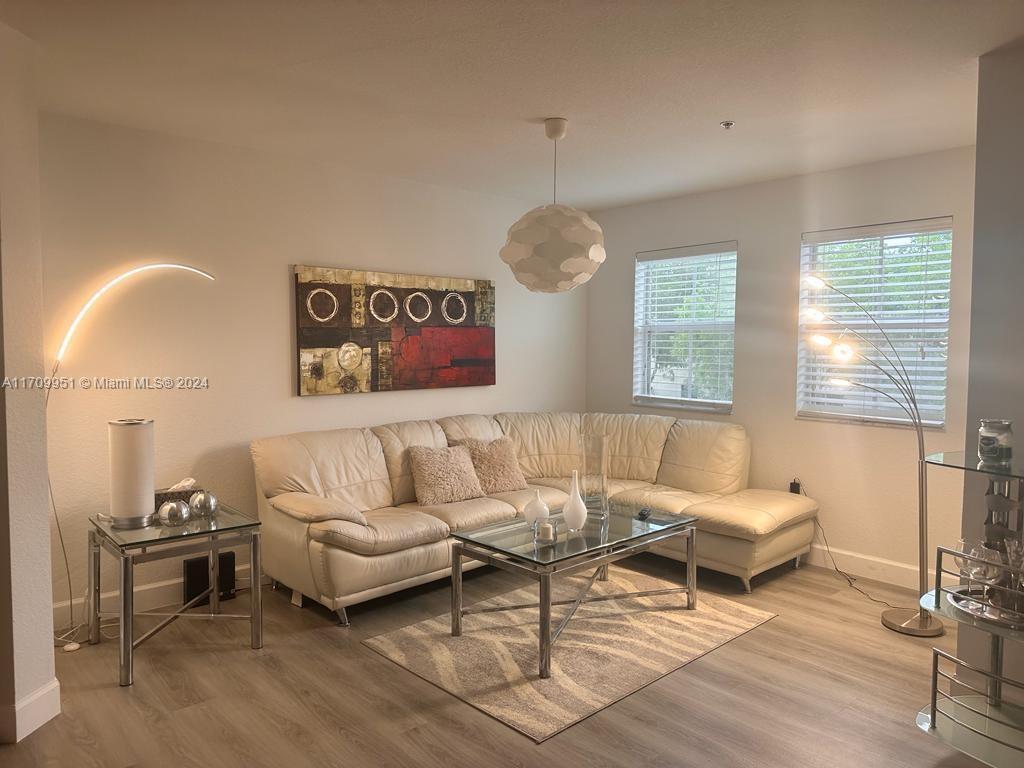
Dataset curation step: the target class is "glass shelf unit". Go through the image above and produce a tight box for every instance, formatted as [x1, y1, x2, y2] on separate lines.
[925, 450, 1024, 481]
[917, 547, 1024, 767]
[917, 696, 1024, 768]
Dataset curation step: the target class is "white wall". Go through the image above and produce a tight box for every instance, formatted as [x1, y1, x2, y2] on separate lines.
[587, 148, 975, 588]
[0, 21, 59, 743]
[960, 39, 1024, 693]
[39, 114, 587, 618]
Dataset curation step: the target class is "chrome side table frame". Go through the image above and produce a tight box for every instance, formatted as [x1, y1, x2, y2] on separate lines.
[87, 523, 263, 686]
[451, 525, 696, 679]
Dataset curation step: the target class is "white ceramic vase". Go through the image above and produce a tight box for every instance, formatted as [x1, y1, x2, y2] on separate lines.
[524, 490, 549, 526]
[563, 470, 588, 531]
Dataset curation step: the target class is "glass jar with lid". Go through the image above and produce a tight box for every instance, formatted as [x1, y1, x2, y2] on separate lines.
[978, 419, 1013, 464]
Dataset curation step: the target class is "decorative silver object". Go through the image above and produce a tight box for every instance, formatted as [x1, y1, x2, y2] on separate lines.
[157, 500, 191, 526]
[189, 490, 219, 518]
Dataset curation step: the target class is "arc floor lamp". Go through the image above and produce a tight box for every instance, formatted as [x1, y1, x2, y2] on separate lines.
[803, 273, 944, 638]
[49, 262, 215, 645]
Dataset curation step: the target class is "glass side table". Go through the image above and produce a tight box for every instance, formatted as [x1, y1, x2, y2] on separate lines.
[87, 505, 262, 686]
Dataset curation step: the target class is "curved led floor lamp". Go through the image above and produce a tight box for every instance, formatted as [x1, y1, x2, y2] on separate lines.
[803, 274, 944, 638]
[48, 263, 215, 642]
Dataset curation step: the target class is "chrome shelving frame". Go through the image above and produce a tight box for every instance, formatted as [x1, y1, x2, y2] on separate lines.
[917, 546, 1024, 766]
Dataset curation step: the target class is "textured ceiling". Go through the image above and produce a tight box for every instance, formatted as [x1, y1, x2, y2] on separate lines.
[3, 0, 1023, 209]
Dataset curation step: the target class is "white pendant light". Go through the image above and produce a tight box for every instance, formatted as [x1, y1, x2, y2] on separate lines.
[499, 118, 606, 293]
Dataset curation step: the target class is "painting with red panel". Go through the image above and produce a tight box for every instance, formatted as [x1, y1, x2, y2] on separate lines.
[294, 265, 495, 396]
[391, 326, 496, 390]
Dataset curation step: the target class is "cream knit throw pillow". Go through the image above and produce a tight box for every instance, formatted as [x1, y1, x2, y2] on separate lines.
[455, 437, 528, 494]
[408, 444, 484, 506]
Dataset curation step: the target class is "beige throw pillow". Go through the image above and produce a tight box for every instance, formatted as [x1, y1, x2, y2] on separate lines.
[408, 444, 484, 506]
[455, 437, 528, 494]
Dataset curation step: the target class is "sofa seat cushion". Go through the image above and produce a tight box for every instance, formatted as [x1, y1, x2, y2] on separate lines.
[609, 485, 719, 516]
[400, 496, 517, 532]
[487, 484, 568, 515]
[685, 489, 819, 542]
[308, 508, 450, 556]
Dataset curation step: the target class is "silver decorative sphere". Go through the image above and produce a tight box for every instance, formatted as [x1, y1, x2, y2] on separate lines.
[157, 500, 191, 526]
[189, 490, 218, 518]
[499, 204, 606, 293]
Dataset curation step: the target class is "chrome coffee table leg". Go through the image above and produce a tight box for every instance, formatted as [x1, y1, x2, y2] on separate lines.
[451, 542, 463, 636]
[539, 572, 552, 679]
[686, 528, 697, 610]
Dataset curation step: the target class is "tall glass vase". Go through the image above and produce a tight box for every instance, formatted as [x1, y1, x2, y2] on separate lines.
[580, 432, 609, 512]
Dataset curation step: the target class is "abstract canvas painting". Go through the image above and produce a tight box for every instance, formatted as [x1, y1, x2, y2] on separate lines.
[294, 265, 495, 396]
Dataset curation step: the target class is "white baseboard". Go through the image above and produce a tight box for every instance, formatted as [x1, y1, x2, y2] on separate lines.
[0, 677, 61, 743]
[53, 564, 256, 630]
[806, 543, 931, 591]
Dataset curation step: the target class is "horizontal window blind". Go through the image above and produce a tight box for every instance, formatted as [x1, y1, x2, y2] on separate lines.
[633, 241, 737, 411]
[797, 217, 952, 426]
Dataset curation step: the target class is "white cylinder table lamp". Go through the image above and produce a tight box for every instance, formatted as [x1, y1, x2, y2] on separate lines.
[108, 418, 155, 529]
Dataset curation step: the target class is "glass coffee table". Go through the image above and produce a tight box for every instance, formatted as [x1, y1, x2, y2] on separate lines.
[450, 505, 697, 679]
[88, 505, 262, 686]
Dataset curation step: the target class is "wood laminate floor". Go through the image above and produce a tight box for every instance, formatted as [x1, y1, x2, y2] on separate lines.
[1, 557, 984, 768]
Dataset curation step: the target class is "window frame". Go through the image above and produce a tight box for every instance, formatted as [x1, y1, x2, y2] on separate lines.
[632, 240, 739, 414]
[795, 217, 953, 429]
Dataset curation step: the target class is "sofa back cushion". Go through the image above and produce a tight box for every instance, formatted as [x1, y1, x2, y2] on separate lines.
[656, 419, 750, 495]
[371, 420, 449, 505]
[436, 413, 505, 443]
[494, 412, 582, 479]
[582, 412, 675, 482]
[250, 427, 393, 510]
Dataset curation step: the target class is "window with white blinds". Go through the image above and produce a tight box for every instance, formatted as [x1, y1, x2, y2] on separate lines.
[797, 217, 953, 426]
[633, 241, 737, 412]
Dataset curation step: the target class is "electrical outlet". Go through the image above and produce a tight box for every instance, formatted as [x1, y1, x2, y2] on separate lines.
[789, 478, 802, 494]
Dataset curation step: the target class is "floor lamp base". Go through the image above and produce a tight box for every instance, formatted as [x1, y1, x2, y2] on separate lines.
[881, 607, 945, 637]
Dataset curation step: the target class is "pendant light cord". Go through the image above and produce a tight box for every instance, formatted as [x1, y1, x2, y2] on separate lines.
[552, 138, 558, 205]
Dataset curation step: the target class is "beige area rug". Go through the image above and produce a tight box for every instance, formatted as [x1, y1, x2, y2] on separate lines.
[363, 566, 775, 741]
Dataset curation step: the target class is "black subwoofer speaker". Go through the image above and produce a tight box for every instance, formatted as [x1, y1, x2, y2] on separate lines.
[183, 551, 236, 606]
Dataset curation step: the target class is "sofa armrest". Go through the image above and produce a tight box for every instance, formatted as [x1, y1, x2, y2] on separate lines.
[268, 492, 368, 526]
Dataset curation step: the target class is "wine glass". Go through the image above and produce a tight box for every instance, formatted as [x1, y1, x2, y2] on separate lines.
[969, 544, 1004, 615]
[1004, 537, 1024, 617]
[953, 538, 978, 577]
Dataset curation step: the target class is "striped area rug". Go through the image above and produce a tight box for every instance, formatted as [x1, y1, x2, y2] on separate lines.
[363, 566, 775, 741]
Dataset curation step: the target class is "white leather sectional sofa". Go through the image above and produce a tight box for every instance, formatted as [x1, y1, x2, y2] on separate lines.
[250, 411, 818, 623]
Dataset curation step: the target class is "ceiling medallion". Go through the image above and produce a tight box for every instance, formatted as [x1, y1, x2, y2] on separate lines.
[499, 118, 605, 293]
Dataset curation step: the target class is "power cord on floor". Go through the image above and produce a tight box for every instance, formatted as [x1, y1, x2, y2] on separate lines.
[795, 478, 912, 611]
[49, 470, 87, 650]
